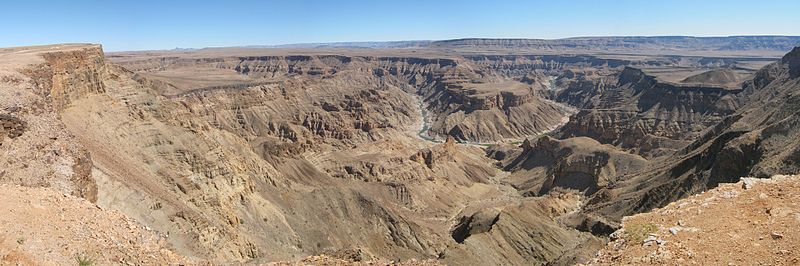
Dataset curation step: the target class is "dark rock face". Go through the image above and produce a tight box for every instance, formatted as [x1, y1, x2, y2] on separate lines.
[450, 208, 501, 243]
[783, 46, 800, 78]
[0, 114, 26, 140]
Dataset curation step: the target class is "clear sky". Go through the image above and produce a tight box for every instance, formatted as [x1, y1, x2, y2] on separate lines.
[2, 0, 799, 51]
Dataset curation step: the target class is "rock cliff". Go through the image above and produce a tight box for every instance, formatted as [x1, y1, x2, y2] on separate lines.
[557, 67, 741, 157]
[579, 46, 800, 224]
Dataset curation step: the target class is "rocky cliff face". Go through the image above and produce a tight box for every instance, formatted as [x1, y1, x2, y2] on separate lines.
[557, 67, 741, 157]
[37, 47, 109, 110]
[784, 46, 800, 78]
[578, 47, 800, 224]
[0, 44, 98, 202]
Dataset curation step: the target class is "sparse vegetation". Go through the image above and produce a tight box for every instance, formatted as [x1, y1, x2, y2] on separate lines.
[623, 222, 658, 243]
[76, 254, 94, 266]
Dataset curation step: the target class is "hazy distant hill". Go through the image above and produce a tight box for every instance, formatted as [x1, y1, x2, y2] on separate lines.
[245, 40, 432, 49]
[242, 36, 800, 57]
[429, 36, 800, 52]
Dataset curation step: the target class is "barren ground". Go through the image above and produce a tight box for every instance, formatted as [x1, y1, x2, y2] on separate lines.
[588, 175, 800, 265]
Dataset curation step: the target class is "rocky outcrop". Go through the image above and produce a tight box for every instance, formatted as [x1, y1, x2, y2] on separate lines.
[0, 114, 25, 140]
[492, 136, 648, 197]
[0, 45, 98, 202]
[450, 207, 501, 243]
[557, 67, 741, 157]
[410, 137, 459, 169]
[783, 46, 800, 78]
[552, 69, 618, 108]
[28, 45, 108, 110]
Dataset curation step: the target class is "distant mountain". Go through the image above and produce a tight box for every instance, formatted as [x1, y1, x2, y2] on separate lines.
[242, 36, 800, 56]
[244, 40, 432, 49]
[429, 36, 800, 53]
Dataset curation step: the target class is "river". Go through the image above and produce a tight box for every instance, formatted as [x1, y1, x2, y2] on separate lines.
[415, 95, 442, 143]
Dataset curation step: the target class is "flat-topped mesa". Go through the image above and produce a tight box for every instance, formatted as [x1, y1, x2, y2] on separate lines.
[462, 54, 633, 72]
[114, 54, 458, 82]
[458, 84, 537, 112]
[429, 36, 800, 56]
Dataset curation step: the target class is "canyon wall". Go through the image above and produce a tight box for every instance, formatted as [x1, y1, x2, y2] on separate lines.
[2, 45, 611, 265]
[556, 67, 741, 157]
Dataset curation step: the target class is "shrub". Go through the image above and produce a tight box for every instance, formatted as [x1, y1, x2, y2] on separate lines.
[623, 222, 658, 243]
[76, 254, 94, 266]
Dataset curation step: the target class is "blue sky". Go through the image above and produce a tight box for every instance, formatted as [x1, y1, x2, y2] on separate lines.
[2, 0, 799, 51]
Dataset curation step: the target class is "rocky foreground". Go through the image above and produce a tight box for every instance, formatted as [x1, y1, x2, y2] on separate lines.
[0, 184, 193, 265]
[587, 175, 800, 265]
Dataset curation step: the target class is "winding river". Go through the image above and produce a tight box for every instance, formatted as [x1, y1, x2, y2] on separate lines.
[415, 95, 441, 143]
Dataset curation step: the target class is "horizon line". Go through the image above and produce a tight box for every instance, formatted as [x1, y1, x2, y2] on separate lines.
[72, 34, 800, 52]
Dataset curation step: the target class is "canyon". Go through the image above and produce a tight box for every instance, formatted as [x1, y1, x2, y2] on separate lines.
[0, 37, 798, 265]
